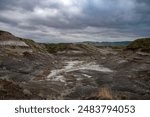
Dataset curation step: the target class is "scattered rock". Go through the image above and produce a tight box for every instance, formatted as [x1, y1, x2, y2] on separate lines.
[23, 89, 32, 95]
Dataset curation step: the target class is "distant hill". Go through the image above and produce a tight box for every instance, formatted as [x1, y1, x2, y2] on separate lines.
[126, 38, 150, 51]
[1, 30, 150, 53]
[81, 41, 132, 46]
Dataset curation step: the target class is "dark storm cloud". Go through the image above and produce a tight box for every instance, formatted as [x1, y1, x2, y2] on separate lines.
[0, 0, 150, 42]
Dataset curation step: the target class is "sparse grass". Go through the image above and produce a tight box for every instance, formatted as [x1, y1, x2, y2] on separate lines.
[44, 43, 88, 54]
[98, 87, 113, 100]
[44, 43, 69, 53]
[84, 87, 115, 100]
[126, 38, 150, 51]
[20, 38, 47, 52]
[19, 38, 35, 47]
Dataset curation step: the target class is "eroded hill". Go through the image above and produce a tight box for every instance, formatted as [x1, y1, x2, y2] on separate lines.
[0, 30, 150, 99]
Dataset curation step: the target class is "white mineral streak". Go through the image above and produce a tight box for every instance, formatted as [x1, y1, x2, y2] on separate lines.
[47, 61, 113, 82]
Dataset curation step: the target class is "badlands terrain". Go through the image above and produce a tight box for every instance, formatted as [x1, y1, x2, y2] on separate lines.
[0, 30, 150, 100]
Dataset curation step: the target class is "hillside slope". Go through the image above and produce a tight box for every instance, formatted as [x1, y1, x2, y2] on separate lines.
[127, 38, 150, 51]
[0, 30, 28, 47]
[0, 30, 150, 100]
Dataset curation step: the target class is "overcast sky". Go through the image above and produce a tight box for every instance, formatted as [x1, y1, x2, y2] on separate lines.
[0, 0, 150, 43]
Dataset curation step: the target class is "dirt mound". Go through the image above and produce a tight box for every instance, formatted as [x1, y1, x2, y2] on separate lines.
[0, 79, 32, 99]
[0, 30, 19, 41]
[0, 30, 29, 47]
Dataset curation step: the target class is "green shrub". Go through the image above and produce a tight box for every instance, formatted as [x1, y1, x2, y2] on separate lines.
[44, 43, 68, 53]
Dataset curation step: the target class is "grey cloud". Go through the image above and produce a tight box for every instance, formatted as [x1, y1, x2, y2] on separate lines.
[0, 0, 150, 42]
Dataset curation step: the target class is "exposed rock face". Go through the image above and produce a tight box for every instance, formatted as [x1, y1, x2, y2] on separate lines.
[0, 30, 20, 41]
[0, 40, 28, 47]
[0, 30, 28, 47]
